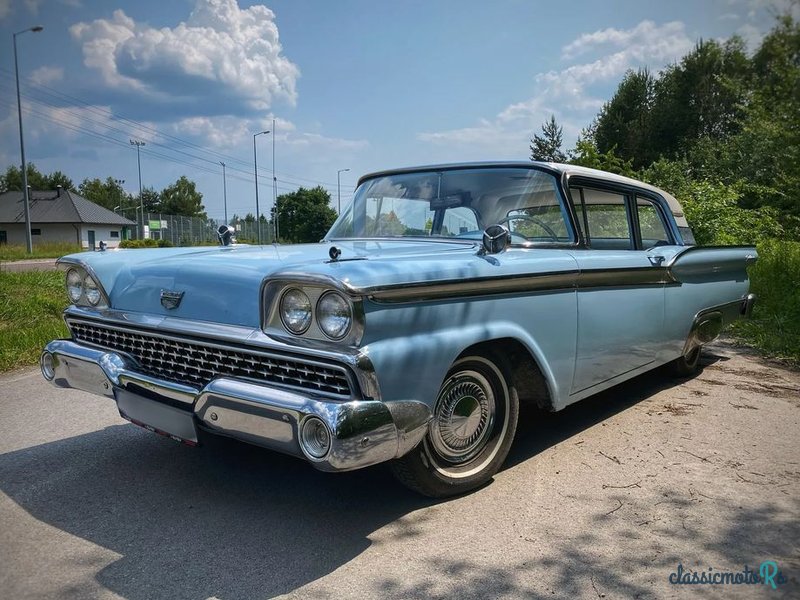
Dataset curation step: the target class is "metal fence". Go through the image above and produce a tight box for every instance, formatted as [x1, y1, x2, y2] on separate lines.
[131, 213, 276, 245]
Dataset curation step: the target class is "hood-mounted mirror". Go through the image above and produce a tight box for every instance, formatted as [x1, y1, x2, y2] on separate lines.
[480, 224, 511, 255]
[217, 225, 236, 246]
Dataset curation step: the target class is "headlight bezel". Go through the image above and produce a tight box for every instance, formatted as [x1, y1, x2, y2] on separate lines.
[262, 278, 364, 346]
[59, 259, 109, 309]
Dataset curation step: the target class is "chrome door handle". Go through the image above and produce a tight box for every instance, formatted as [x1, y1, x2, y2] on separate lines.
[648, 255, 666, 266]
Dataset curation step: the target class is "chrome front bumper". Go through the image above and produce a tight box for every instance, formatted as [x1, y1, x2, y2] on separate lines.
[41, 339, 430, 472]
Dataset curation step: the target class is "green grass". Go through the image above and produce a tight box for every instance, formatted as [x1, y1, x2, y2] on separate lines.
[731, 239, 800, 366]
[0, 270, 69, 372]
[0, 242, 82, 261]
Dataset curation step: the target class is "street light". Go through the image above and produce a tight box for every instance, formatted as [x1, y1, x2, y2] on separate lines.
[253, 130, 270, 244]
[337, 168, 350, 214]
[219, 161, 228, 224]
[13, 25, 44, 254]
[130, 140, 146, 238]
[272, 118, 278, 241]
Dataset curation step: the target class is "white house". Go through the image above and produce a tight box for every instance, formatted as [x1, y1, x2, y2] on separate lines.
[0, 187, 135, 249]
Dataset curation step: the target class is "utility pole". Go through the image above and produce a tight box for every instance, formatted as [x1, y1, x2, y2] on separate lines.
[220, 161, 228, 223]
[130, 140, 146, 238]
[253, 130, 270, 244]
[13, 25, 44, 254]
[337, 168, 350, 214]
[272, 118, 278, 241]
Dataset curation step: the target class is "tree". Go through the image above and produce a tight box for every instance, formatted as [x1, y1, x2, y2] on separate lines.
[530, 115, 566, 162]
[594, 69, 655, 168]
[568, 137, 636, 177]
[273, 186, 337, 243]
[45, 171, 76, 192]
[78, 177, 130, 210]
[159, 176, 207, 218]
[0, 163, 49, 192]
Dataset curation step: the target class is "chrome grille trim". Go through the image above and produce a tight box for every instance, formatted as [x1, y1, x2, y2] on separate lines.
[66, 319, 354, 399]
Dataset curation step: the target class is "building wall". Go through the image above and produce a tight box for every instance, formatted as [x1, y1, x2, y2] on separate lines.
[0, 223, 80, 246]
[79, 225, 126, 249]
[0, 223, 128, 248]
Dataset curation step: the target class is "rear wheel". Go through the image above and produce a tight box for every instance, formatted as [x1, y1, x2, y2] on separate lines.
[391, 354, 519, 497]
[669, 346, 702, 377]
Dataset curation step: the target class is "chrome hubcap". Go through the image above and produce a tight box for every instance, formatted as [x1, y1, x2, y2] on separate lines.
[430, 371, 495, 463]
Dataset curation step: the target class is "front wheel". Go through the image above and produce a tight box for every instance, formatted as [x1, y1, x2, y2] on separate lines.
[390, 354, 519, 497]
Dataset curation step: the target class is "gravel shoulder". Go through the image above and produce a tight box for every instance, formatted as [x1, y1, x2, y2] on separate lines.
[0, 340, 798, 599]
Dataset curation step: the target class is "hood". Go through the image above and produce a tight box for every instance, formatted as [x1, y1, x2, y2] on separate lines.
[65, 240, 488, 327]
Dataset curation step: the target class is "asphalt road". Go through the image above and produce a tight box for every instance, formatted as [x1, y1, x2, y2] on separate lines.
[0, 258, 58, 272]
[1, 341, 798, 599]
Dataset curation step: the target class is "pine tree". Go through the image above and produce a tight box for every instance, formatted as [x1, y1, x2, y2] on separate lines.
[530, 115, 566, 163]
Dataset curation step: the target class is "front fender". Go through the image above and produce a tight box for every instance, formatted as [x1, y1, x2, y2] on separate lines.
[363, 321, 565, 412]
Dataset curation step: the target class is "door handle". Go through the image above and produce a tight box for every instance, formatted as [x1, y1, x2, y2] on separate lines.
[648, 255, 666, 267]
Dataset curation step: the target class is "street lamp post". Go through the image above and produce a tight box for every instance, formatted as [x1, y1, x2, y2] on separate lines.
[13, 25, 44, 254]
[253, 130, 270, 244]
[272, 118, 278, 241]
[219, 161, 228, 224]
[130, 140, 145, 238]
[337, 168, 350, 214]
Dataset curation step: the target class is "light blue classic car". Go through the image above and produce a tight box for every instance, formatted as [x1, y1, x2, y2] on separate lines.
[41, 162, 757, 496]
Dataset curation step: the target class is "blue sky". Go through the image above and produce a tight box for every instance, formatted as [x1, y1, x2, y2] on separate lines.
[0, 0, 794, 221]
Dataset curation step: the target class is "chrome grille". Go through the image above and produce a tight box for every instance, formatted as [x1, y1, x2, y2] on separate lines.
[67, 320, 352, 397]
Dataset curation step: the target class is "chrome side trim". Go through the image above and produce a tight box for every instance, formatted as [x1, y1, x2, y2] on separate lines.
[363, 266, 674, 304]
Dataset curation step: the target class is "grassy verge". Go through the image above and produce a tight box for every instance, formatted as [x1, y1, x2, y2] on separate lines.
[0, 242, 81, 261]
[0, 270, 69, 372]
[731, 239, 800, 366]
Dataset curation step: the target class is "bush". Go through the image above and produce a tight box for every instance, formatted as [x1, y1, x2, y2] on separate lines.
[119, 239, 160, 248]
[733, 240, 800, 365]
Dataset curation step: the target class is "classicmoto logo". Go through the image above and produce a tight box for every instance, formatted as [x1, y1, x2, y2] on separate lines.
[668, 561, 788, 590]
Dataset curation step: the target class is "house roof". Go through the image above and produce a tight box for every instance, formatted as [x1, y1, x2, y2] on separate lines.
[0, 189, 136, 225]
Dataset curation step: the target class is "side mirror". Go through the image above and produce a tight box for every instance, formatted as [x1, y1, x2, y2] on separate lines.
[481, 224, 510, 255]
[217, 225, 236, 246]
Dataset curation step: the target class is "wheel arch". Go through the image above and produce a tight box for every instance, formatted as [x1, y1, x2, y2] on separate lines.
[456, 337, 555, 412]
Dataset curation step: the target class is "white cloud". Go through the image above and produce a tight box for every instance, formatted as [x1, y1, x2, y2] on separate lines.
[29, 65, 64, 85]
[561, 20, 692, 61]
[418, 20, 694, 156]
[70, 0, 300, 113]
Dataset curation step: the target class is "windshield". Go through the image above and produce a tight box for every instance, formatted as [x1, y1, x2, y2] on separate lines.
[325, 167, 573, 244]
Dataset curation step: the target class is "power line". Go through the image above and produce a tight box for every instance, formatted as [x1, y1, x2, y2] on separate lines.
[0, 68, 358, 191]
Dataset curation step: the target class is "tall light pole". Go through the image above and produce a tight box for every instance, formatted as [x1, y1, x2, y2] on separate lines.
[130, 140, 145, 238]
[272, 117, 278, 241]
[253, 130, 270, 244]
[219, 161, 228, 223]
[337, 168, 350, 214]
[13, 25, 44, 254]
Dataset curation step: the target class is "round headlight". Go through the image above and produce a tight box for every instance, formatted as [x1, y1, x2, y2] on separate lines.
[280, 288, 312, 334]
[317, 291, 352, 340]
[66, 269, 83, 303]
[83, 275, 101, 306]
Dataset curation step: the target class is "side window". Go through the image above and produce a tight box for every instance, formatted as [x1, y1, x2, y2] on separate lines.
[636, 197, 672, 248]
[580, 188, 633, 250]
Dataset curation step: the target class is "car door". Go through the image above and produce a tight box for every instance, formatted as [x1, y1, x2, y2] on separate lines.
[568, 184, 674, 394]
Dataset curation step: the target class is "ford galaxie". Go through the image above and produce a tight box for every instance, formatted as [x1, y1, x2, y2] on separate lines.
[41, 162, 757, 496]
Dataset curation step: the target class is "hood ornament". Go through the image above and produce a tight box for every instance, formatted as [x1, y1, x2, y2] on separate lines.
[160, 289, 184, 310]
